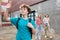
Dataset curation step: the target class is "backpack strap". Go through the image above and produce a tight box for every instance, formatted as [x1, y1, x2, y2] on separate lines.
[28, 18, 32, 38]
[28, 18, 31, 22]
[16, 18, 20, 29]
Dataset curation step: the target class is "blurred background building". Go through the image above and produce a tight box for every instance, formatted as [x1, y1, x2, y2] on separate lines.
[0, 0, 60, 36]
[0, 0, 60, 40]
[0, 0, 47, 26]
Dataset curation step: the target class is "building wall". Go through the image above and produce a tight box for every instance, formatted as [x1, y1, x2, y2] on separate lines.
[31, 0, 60, 35]
[11, 0, 60, 34]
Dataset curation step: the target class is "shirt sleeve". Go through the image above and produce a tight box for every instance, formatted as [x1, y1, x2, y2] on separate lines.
[10, 17, 18, 26]
[31, 19, 36, 29]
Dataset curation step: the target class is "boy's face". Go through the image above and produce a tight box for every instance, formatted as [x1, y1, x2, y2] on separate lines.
[20, 7, 28, 15]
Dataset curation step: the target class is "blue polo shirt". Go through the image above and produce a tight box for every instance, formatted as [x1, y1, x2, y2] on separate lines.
[10, 17, 36, 40]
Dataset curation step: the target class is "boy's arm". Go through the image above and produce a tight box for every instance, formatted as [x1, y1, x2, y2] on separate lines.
[27, 23, 36, 35]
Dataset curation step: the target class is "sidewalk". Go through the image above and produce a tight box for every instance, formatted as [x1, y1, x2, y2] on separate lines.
[0, 26, 60, 40]
[0, 26, 16, 40]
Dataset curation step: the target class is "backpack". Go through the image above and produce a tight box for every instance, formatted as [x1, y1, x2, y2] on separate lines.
[16, 18, 32, 38]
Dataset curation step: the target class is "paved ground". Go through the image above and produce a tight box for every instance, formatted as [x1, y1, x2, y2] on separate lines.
[0, 26, 60, 40]
[0, 26, 16, 40]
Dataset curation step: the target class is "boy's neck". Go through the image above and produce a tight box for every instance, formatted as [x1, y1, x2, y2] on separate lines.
[23, 14, 28, 19]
